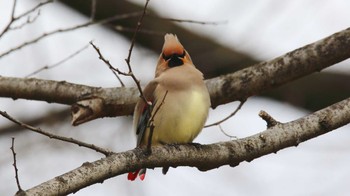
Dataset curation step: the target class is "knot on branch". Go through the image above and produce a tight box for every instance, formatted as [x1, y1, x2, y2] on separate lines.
[71, 97, 105, 126]
[259, 110, 281, 128]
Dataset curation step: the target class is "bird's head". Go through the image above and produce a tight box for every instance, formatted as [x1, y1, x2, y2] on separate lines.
[155, 34, 193, 77]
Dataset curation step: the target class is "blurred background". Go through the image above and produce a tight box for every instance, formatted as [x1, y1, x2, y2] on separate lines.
[1, 0, 350, 195]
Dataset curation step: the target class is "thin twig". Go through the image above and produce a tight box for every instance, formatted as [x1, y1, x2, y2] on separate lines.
[218, 124, 237, 139]
[25, 42, 90, 78]
[15, 0, 53, 20]
[0, 0, 17, 38]
[10, 137, 23, 192]
[0, 0, 53, 38]
[11, 0, 17, 20]
[205, 99, 246, 128]
[0, 110, 113, 156]
[124, 0, 151, 105]
[89, 41, 125, 87]
[146, 90, 168, 151]
[10, 10, 41, 31]
[157, 17, 228, 25]
[0, 109, 70, 135]
[114, 25, 164, 36]
[0, 11, 142, 58]
[90, 0, 97, 21]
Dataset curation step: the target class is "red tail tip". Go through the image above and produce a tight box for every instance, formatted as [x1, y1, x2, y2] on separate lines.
[127, 171, 139, 181]
[139, 173, 146, 181]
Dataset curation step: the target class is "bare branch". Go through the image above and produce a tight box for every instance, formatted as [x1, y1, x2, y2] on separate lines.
[20, 96, 350, 195]
[0, 11, 142, 58]
[156, 17, 228, 25]
[25, 42, 90, 78]
[0, 76, 140, 124]
[204, 99, 246, 128]
[0, 0, 17, 38]
[259, 110, 281, 128]
[218, 124, 237, 139]
[10, 10, 41, 31]
[124, 0, 151, 106]
[90, 0, 97, 21]
[89, 41, 125, 86]
[147, 90, 168, 151]
[0, 109, 70, 135]
[1, 27, 350, 124]
[0, 0, 53, 38]
[10, 137, 23, 193]
[72, 0, 151, 125]
[114, 25, 164, 36]
[10, 0, 17, 20]
[205, 27, 350, 108]
[14, 0, 53, 20]
[0, 110, 113, 156]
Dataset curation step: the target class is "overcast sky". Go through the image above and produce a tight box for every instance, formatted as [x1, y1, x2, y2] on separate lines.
[0, 1, 349, 195]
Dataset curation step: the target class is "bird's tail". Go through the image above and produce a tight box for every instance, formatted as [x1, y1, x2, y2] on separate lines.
[127, 168, 146, 181]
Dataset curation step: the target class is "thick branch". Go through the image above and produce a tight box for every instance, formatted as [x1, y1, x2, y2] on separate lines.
[206, 27, 350, 108]
[21, 96, 350, 195]
[1, 27, 350, 124]
[0, 77, 139, 119]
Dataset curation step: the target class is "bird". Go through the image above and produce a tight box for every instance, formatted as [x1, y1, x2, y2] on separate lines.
[127, 33, 211, 181]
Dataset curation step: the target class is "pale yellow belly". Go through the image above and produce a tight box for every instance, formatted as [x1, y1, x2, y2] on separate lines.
[143, 90, 209, 145]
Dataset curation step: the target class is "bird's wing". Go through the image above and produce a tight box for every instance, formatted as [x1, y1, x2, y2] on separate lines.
[134, 80, 158, 147]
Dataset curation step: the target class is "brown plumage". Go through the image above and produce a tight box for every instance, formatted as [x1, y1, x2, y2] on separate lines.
[128, 34, 210, 181]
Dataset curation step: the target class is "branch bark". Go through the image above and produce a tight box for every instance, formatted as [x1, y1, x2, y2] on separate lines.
[20, 96, 350, 195]
[1, 27, 350, 124]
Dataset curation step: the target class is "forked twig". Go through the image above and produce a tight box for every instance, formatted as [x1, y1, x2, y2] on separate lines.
[0, 11, 142, 58]
[89, 41, 125, 87]
[0, 0, 53, 38]
[0, 110, 113, 156]
[91, 0, 151, 102]
[0, 0, 17, 38]
[124, 0, 151, 105]
[10, 11, 41, 31]
[15, 0, 53, 20]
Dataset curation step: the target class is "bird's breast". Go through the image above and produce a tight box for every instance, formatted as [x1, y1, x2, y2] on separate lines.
[151, 87, 210, 145]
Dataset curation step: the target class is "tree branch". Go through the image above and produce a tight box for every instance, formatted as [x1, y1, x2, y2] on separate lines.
[0, 11, 142, 58]
[206, 27, 350, 108]
[60, 0, 259, 78]
[0, 110, 113, 156]
[10, 137, 24, 194]
[19, 96, 350, 195]
[1, 27, 349, 124]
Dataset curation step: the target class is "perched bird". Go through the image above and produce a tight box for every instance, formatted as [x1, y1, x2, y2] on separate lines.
[128, 34, 211, 181]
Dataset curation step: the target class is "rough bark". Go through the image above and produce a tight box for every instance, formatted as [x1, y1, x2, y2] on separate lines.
[1, 27, 349, 124]
[19, 96, 350, 195]
[58, 0, 350, 112]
